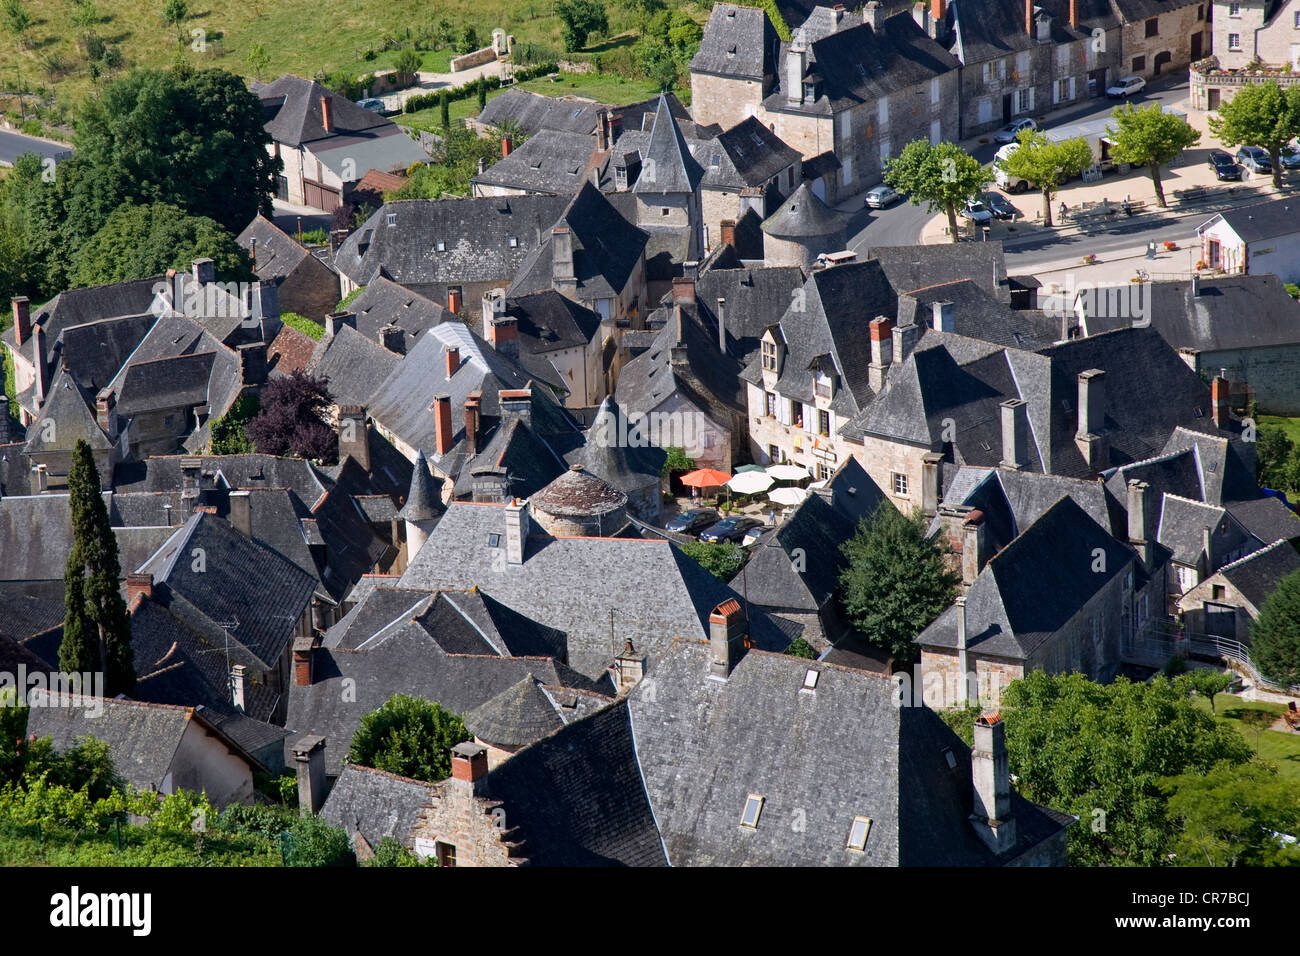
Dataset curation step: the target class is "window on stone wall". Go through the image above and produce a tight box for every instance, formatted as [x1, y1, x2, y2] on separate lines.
[1145, 16, 1158, 36]
[436, 841, 457, 867]
[816, 461, 830, 480]
[818, 409, 831, 437]
[1132, 55, 1146, 72]
[1228, 2, 1240, 15]
[762, 339, 778, 371]
[765, 391, 778, 417]
[1294, 9, 1300, 27]
[892, 472, 908, 496]
[1228, 33, 1241, 49]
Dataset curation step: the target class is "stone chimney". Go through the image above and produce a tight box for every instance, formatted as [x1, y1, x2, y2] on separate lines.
[931, 300, 954, 333]
[445, 345, 461, 379]
[447, 287, 463, 316]
[321, 94, 332, 133]
[864, 0, 885, 29]
[961, 510, 988, 585]
[180, 456, 202, 503]
[293, 635, 316, 687]
[432, 394, 453, 456]
[1000, 399, 1028, 470]
[970, 713, 1017, 854]
[720, 219, 737, 247]
[337, 405, 370, 470]
[464, 392, 481, 457]
[449, 741, 490, 797]
[613, 639, 646, 694]
[481, 288, 506, 335]
[1036, 5, 1051, 40]
[869, 316, 895, 392]
[922, 451, 943, 516]
[249, 279, 280, 338]
[499, 388, 532, 428]
[325, 310, 356, 337]
[230, 664, 246, 712]
[552, 226, 576, 290]
[32, 326, 48, 406]
[505, 497, 529, 565]
[380, 324, 405, 355]
[229, 489, 252, 539]
[912, 1, 930, 34]
[96, 388, 117, 439]
[34, 463, 48, 493]
[11, 296, 30, 346]
[1202, 525, 1214, 578]
[708, 598, 748, 679]
[786, 41, 806, 105]
[238, 342, 268, 388]
[292, 735, 327, 814]
[1212, 375, 1230, 429]
[193, 257, 216, 287]
[1191, 272, 1200, 297]
[672, 276, 695, 306]
[126, 573, 153, 605]
[1127, 479, 1151, 572]
[891, 321, 920, 367]
[955, 595, 968, 705]
[716, 297, 727, 352]
[489, 316, 520, 363]
[596, 108, 609, 151]
[1075, 369, 1107, 471]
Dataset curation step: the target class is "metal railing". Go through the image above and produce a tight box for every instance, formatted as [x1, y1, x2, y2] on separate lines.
[1129, 620, 1300, 695]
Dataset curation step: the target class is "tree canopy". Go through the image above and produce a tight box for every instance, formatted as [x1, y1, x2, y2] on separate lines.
[1160, 758, 1300, 866]
[838, 502, 960, 661]
[1107, 102, 1201, 207]
[70, 202, 252, 287]
[1207, 79, 1300, 190]
[348, 693, 473, 783]
[679, 540, 743, 581]
[246, 371, 337, 463]
[1251, 567, 1300, 686]
[996, 130, 1094, 226]
[556, 0, 609, 52]
[883, 139, 990, 242]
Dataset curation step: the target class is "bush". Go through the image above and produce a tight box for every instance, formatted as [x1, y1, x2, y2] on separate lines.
[348, 693, 472, 782]
[283, 813, 356, 867]
[368, 836, 425, 866]
[679, 540, 743, 580]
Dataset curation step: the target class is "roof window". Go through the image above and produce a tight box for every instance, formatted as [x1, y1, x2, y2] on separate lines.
[740, 794, 764, 829]
[487, 533, 501, 548]
[847, 816, 872, 851]
[436, 240, 446, 252]
[386, 212, 397, 227]
[803, 669, 819, 690]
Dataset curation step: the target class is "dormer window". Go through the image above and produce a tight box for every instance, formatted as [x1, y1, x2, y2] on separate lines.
[815, 370, 834, 400]
[762, 339, 779, 371]
[740, 794, 764, 829]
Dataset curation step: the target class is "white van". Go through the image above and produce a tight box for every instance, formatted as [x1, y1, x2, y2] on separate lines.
[993, 143, 1031, 193]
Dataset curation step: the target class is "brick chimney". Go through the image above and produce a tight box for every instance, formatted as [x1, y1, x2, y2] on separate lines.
[96, 388, 117, 439]
[464, 392, 480, 457]
[971, 713, 1017, 854]
[921, 451, 943, 516]
[505, 497, 529, 565]
[229, 489, 252, 538]
[1212, 375, 1230, 428]
[1000, 399, 1028, 470]
[11, 296, 29, 346]
[613, 639, 646, 694]
[708, 598, 748, 679]
[1069, 0, 1078, 28]
[445, 345, 461, 378]
[230, 664, 247, 712]
[447, 287, 463, 315]
[293, 635, 316, 687]
[672, 276, 695, 305]
[502, 134, 514, 158]
[432, 394, 453, 455]
[489, 316, 520, 362]
[868, 315, 894, 392]
[126, 573, 153, 605]
[931, 0, 946, 21]
[292, 735, 328, 814]
[320, 94, 332, 133]
[1025, 0, 1033, 36]
[450, 741, 490, 797]
[337, 405, 370, 470]
[720, 219, 737, 247]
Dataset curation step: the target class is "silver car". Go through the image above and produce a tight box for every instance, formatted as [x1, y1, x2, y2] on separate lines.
[864, 184, 901, 208]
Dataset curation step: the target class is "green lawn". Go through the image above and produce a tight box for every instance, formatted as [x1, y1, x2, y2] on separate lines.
[1195, 694, 1300, 783]
[1259, 415, 1300, 445]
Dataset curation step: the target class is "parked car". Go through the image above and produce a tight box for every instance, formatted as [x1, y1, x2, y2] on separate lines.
[983, 192, 1016, 219]
[1207, 149, 1243, 181]
[356, 97, 389, 114]
[961, 198, 994, 225]
[864, 184, 901, 208]
[993, 117, 1037, 144]
[1236, 146, 1272, 173]
[741, 526, 769, 546]
[664, 508, 720, 535]
[1281, 145, 1300, 169]
[1106, 75, 1146, 98]
[698, 516, 765, 544]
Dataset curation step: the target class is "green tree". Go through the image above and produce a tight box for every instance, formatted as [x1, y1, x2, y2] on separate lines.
[2, 0, 31, 48]
[1251, 567, 1300, 686]
[367, 836, 425, 866]
[60, 440, 134, 694]
[439, 89, 450, 129]
[70, 202, 252, 287]
[64, 67, 280, 244]
[838, 502, 960, 661]
[162, 0, 187, 41]
[284, 813, 356, 866]
[348, 693, 472, 782]
[1161, 759, 1300, 866]
[1108, 102, 1201, 207]
[660, 445, 694, 479]
[883, 139, 990, 243]
[785, 636, 816, 659]
[209, 394, 260, 454]
[1255, 423, 1295, 492]
[246, 41, 270, 82]
[1207, 80, 1300, 190]
[0, 687, 29, 787]
[556, 0, 609, 52]
[1001, 671, 1253, 865]
[1180, 668, 1233, 715]
[394, 47, 422, 85]
[679, 540, 743, 580]
[996, 130, 1094, 227]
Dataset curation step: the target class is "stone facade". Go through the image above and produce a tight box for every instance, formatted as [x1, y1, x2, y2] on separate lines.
[1179, 342, 1300, 416]
[746, 377, 855, 480]
[690, 72, 768, 129]
[1119, 2, 1209, 78]
[407, 747, 524, 866]
[848, 431, 932, 513]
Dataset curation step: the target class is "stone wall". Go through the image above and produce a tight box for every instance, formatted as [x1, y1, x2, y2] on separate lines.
[408, 778, 523, 866]
[1212, 0, 1270, 69]
[1190, 344, 1300, 416]
[690, 73, 766, 130]
[847, 431, 931, 513]
[1120, 5, 1208, 78]
[451, 47, 499, 72]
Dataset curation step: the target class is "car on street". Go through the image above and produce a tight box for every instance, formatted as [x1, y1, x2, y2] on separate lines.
[664, 508, 720, 536]
[983, 191, 1016, 219]
[698, 515, 765, 544]
[1207, 149, 1243, 181]
[961, 198, 995, 225]
[356, 97, 390, 114]
[864, 184, 901, 208]
[993, 117, 1037, 144]
[1281, 145, 1300, 169]
[1236, 146, 1272, 173]
[1106, 75, 1145, 98]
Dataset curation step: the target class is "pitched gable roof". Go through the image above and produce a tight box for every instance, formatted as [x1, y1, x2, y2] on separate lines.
[632, 95, 704, 195]
[1217, 539, 1300, 611]
[691, 3, 777, 80]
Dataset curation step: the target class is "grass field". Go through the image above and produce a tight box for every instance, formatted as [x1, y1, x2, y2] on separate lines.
[1194, 693, 1300, 783]
[1259, 415, 1300, 445]
[1, 0, 653, 111]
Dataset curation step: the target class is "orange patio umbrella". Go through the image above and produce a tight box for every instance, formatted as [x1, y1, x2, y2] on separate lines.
[678, 467, 732, 488]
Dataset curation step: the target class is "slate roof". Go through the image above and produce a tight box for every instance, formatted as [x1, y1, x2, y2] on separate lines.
[308, 325, 400, 408]
[237, 215, 311, 281]
[113, 454, 330, 508]
[944, 0, 1119, 65]
[398, 451, 442, 522]
[563, 397, 667, 494]
[476, 89, 608, 136]
[319, 764, 437, 853]
[52, 313, 158, 395]
[919, 496, 1135, 660]
[344, 274, 447, 354]
[713, 116, 803, 189]
[691, 3, 777, 80]
[1208, 197, 1300, 244]
[116, 351, 216, 415]
[1226, 496, 1300, 544]
[934, 466, 1117, 549]
[695, 264, 806, 362]
[626, 640, 1069, 865]
[1, 276, 162, 363]
[631, 95, 704, 195]
[501, 290, 604, 393]
[1217, 538, 1300, 611]
[397, 501, 796, 678]
[452, 413, 571, 501]
[532, 465, 626, 518]
[868, 243, 1011, 303]
[23, 367, 111, 453]
[464, 673, 584, 748]
[335, 195, 571, 295]
[471, 129, 599, 195]
[1159, 425, 1259, 505]
[507, 181, 649, 303]
[1156, 493, 1257, 568]
[761, 182, 844, 239]
[901, 279, 1059, 351]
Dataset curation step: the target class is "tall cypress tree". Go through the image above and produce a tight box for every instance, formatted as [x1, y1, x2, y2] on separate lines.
[60, 440, 134, 694]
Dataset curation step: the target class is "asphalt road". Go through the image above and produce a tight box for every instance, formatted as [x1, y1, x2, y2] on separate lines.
[0, 128, 73, 166]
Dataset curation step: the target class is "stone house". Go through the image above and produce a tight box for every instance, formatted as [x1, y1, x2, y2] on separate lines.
[1177, 537, 1300, 642]
[1110, 0, 1210, 78]
[237, 215, 341, 321]
[1196, 198, 1300, 286]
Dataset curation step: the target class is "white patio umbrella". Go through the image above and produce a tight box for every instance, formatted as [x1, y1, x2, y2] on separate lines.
[765, 463, 813, 482]
[769, 486, 809, 506]
[727, 470, 775, 494]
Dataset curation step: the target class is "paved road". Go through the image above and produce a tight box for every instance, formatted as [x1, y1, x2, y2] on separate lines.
[0, 128, 73, 166]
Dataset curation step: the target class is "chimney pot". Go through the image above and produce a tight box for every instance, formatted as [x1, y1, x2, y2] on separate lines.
[672, 276, 696, 305]
[432, 394, 454, 456]
[720, 219, 737, 248]
[293, 635, 316, 687]
[1212, 375, 1230, 429]
[447, 287, 463, 315]
[450, 741, 490, 796]
[445, 345, 461, 378]
[708, 598, 748, 678]
[320, 94, 332, 133]
[505, 496, 529, 565]
[502, 134, 514, 158]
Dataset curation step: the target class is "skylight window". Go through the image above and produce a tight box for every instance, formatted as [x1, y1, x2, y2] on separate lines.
[847, 816, 872, 851]
[436, 240, 446, 252]
[508, 236, 519, 248]
[386, 212, 397, 227]
[740, 794, 764, 829]
[943, 747, 957, 769]
[803, 669, 819, 690]
[1193, 406, 1204, 418]
[487, 533, 501, 548]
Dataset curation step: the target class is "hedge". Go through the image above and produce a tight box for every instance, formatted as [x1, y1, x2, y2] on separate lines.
[404, 62, 558, 114]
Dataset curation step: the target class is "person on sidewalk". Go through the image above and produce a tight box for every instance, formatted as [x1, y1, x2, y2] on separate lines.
[1122, 196, 1132, 217]
[1059, 201, 1068, 222]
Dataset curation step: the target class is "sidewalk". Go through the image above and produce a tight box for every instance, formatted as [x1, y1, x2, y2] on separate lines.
[375, 60, 509, 111]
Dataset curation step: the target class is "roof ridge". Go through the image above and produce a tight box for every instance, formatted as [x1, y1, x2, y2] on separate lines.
[1218, 537, 1292, 574]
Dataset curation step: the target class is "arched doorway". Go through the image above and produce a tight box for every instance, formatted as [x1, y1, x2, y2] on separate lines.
[1153, 51, 1172, 75]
